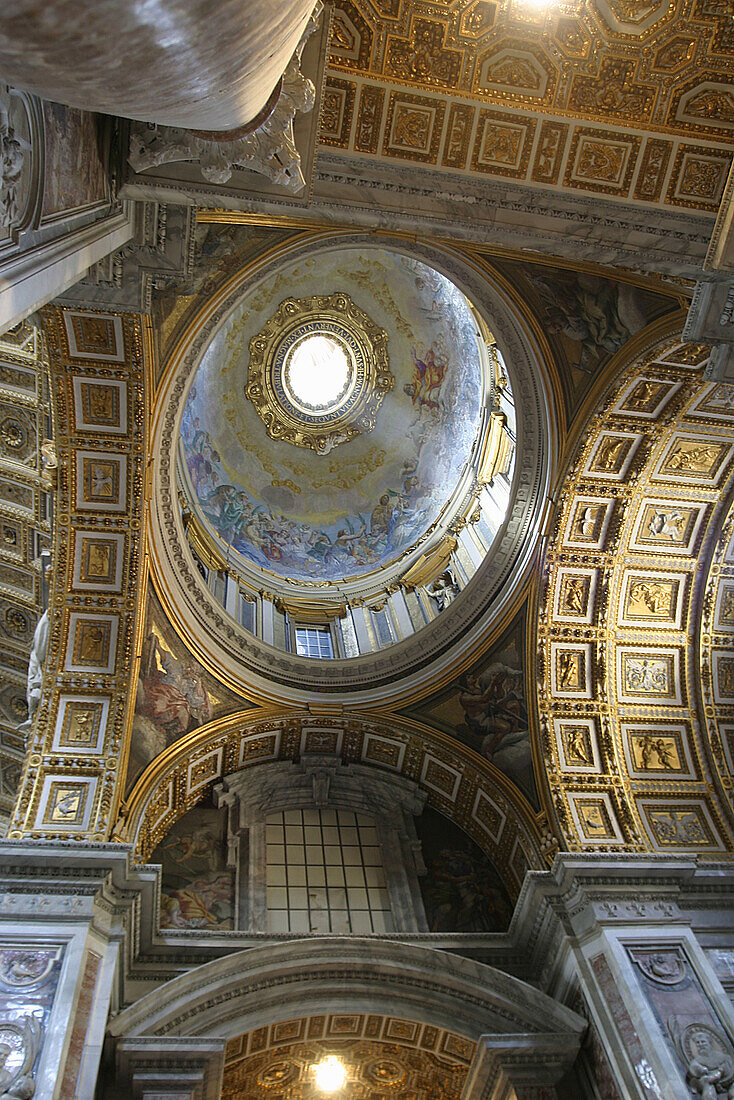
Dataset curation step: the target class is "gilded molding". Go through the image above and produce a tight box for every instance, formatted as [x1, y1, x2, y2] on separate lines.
[536, 330, 734, 855]
[8, 306, 149, 841]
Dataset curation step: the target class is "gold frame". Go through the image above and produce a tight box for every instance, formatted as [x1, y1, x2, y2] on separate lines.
[246, 292, 393, 454]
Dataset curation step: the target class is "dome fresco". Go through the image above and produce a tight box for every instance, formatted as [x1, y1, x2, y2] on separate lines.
[180, 246, 483, 583]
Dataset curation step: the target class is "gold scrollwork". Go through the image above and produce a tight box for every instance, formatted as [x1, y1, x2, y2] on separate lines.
[245, 292, 393, 454]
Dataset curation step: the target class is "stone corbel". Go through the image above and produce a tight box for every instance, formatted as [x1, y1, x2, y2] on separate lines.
[127, 3, 323, 193]
[59, 200, 196, 313]
[463, 1033, 582, 1100]
[682, 278, 734, 381]
[112, 1036, 225, 1100]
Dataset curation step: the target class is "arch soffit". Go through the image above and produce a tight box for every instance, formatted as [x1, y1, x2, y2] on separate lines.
[148, 230, 558, 707]
[108, 936, 586, 1043]
[535, 329, 734, 856]
[116, 707, 547, 898]
[698, 489, 734, 811]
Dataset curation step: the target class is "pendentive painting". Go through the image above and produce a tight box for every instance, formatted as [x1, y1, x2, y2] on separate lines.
[491, 258, 682, 418]
[416, 807, 513, 932]
[125, 584, 248, 792]
[151, 796, 235, 930]
[408, 609, 538, 809]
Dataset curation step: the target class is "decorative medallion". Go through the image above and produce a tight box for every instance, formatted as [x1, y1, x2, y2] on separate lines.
[246, 292, 392, 453]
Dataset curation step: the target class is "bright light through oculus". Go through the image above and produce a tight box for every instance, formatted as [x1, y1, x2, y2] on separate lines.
[313, 1056, 347, 1093]
[287, 335, 351, 410]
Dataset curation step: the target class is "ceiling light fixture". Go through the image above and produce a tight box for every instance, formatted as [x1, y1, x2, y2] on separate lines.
[313, 1055, 347, 1092]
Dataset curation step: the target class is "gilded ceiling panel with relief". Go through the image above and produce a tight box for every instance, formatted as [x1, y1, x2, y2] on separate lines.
[320, 0, 734, 212]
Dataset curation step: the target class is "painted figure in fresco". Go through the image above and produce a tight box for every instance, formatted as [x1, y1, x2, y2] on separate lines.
[370, 494, 394, 538]
[458, 663, 536, 804]
[160, 872, 234, 928]
[526, 271, 646, 372]
[185, 426, 221, 497]
[153, 800, 235, 931]
[161, 827, 222, 871]
[421, 846, 512, 932]
[405, 339, 449, 411]
[178, 252, 484, 582]
[415, 808, 512, 933]
[137, 632, 212, 738]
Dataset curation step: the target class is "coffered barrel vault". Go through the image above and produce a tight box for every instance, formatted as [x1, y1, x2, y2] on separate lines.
[537, 330, 734, 854]
[321, 0, 734, 214]
[7, 306, 149, 841]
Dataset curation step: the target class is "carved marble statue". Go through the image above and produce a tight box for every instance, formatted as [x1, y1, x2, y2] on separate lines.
[0, 1014, 41, 1099]
[128, 5, 321, 191]
[428, 569, 460, 612]
[17, 560, 52, 735]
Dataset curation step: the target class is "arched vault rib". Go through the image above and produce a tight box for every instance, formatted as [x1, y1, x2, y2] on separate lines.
[536, 330, 734, 854]
[114, 707, 547, 898]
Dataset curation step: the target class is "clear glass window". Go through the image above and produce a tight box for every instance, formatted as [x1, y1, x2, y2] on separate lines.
[294, 626, 334, 659]
[265, 808, 393, 933]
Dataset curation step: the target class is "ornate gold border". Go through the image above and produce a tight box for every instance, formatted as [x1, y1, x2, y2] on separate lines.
[245, 291, 392, 453]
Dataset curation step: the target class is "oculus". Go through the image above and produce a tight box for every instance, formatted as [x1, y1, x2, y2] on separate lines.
[246, 292, 392, 454]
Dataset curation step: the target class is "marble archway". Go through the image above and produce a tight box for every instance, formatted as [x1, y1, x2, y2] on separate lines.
[108, 937, 586, 1098]
[115, 707, 547, 901]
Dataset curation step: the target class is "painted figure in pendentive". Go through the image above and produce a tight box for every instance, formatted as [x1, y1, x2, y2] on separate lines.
[458, 663, 536, 803]
[137, 632, 212, 738]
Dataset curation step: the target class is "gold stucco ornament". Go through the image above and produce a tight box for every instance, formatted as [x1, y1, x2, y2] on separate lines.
[246, 292, 393, 454]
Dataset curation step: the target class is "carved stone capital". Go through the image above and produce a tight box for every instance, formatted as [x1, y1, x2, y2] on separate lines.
[127, 5, 322, 193]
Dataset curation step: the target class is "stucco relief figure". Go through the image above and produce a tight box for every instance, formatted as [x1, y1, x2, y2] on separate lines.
[665, 442, 721, 474]
[624, 657, 669, 694]
[0, 95, 26, 231]
[628, 581, 673, 617]
[428, 570, 460, 611]
[631, 949, 686, 985]
[576, 505, 602, 540]
[563, 576, 588, 614]
[638, 734, 677, 770]
[669, 1021, 734, 1099]
[648, 509, 685, 541]
[0, 1014, 41, 1100]
[38, 441, 57, 492]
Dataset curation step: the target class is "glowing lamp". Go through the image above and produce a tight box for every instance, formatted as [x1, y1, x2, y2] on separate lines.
[313, 1055, 347, 1092]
